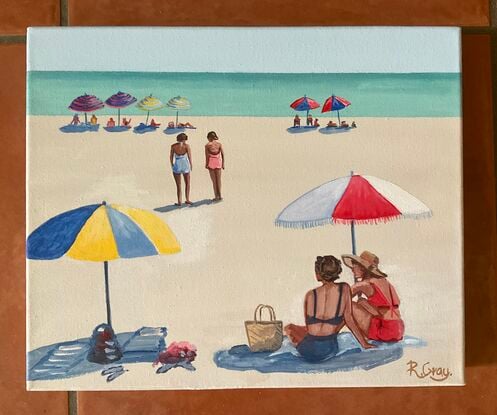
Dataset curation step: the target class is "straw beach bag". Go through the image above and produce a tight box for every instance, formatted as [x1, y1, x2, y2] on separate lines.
[245, 304, 283, 352]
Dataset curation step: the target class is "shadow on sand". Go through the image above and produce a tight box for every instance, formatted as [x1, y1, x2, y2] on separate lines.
[154, 198, 215, 213]
[286, 126, 318, 134]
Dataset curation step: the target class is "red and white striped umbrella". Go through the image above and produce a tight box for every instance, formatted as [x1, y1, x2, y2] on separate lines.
[275, 172, 431, 254]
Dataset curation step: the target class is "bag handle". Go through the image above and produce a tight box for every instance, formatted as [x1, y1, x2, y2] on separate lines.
[253, 304, 276, 322]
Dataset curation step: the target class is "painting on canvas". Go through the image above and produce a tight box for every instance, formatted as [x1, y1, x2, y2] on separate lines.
[26, 27, 463, 390]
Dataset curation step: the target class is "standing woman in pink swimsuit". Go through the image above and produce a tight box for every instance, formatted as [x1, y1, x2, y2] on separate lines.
[205, 131, 225, 201]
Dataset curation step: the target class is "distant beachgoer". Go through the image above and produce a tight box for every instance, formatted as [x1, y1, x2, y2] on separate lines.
[106, 118, 116, 128]
[90, 114, 98, 125]
[342, 251, 405, 342]
[285, 255, 375, 362]
[294, 115, 301, 127]
[351, 121, 357, 128]
[122, 118, 131, 127]
[327, 120, 337, 128]
[170, 133, 192, 206]
[313, 118, 320, 127]
[178, 122, 195, 128]
[168, 121, 175, 129]
[307, 114, 313, 126]
[150, 119, 161, 128]
[205, 131, 224, 202]
[340, 120, 349, 128]
[70, 114, 80, 125]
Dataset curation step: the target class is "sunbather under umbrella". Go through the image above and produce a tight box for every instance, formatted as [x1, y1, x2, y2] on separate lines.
[275, 171, 432, 255]
[167, 96, 192, 127]
[69, 93, 105, 124]
[105, 91, 137, 126]
[136, 94, 165, 125]
[27, 201, 181, 363]
[321, 95, 351, 125]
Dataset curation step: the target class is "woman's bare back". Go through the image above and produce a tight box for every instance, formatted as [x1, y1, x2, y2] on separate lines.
[305, 284, 346, 336]
[172, 142, 189, 155]
[205, 141, 221, 155]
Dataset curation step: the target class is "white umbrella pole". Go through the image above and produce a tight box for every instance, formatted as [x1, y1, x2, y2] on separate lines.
[146, 111, 150, 125]
[176, 110, 179, 127]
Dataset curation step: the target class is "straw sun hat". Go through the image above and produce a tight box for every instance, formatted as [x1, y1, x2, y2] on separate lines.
[341, 251, 387, 278]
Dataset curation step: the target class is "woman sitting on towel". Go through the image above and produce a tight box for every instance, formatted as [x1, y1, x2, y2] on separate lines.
[343, 251, 404, 342]
[285, 256, 374, 362]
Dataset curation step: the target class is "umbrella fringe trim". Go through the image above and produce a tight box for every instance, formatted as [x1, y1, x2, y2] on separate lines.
[274, 211, 432, 229]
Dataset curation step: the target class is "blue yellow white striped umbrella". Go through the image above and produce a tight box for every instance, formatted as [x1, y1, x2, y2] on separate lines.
[27, 202, 180, 327]
[166, 96, 191, 126]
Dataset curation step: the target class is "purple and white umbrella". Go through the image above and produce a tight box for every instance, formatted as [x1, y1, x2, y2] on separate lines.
[69, 94, 105, 124]
[105, 92, 137, 126]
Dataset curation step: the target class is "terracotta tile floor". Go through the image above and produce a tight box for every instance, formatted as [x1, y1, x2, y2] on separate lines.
[0, 1, 60, 35]
[67, 0, 490, 26]
[1, 2, 496, 414]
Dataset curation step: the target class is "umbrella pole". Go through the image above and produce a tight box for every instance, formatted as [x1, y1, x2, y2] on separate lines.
[118, 108, 120, 126]
[146, 111, 150, 125]
[337, 110, 341, 125]
[351, 220, 357, 255]
[85, 113, 88, 124]
[176, 110, 179, 127]
[104, 261, 112, 327]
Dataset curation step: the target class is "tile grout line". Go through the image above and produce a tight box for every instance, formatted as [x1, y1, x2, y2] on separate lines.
[69, 390, 77, 415]
[61, 0, 69, 26]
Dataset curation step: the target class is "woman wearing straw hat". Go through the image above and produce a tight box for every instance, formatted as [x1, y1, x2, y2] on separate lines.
[285, 255, 374, 362]
[342, 251, 405, 342]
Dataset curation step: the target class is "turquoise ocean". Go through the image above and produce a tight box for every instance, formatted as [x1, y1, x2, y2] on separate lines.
[28, 72, 460, 117]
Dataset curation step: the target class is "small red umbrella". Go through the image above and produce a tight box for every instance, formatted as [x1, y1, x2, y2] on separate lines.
[321, 95, 351, 124]
[290, 95, 320, 119]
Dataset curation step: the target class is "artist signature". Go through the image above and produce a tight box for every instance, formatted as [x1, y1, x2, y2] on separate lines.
[406, 360, 452, 382]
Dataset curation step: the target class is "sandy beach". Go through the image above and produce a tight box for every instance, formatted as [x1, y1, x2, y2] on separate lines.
[27, 115, 463, 389]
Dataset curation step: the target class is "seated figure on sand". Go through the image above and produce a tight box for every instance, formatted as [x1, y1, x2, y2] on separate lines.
[150, 119, 161, 127]
[327, 120, 337, 128]
[122, 117, 131, 127]
[306, 114, 313, 126]
[285, 255, 374, 362]
[90, 114, 98, 125]
[293, 115, 301, 127]
[340, 120, 349, 128]
[313, 118, 320, 127]
[70, 114, 80, 125]
[342, 251, 404, 342]
[106, 118, 116, 128]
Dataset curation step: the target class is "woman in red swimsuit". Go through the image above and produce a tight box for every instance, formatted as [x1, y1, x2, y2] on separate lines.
[205, 131, 225, 202]
[342, 251, 404, 342]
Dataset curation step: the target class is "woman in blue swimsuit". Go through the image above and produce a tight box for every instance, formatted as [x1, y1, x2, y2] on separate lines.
[170, 133, 193, 206]
[285, 255, 374, 362]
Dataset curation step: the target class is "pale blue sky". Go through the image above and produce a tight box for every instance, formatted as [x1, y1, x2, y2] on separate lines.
[28, 27, 460, 73]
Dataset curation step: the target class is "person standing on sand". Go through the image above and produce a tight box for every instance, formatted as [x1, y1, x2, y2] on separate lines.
[205, 131, 225, 202]
[170, 133, 193, 206]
